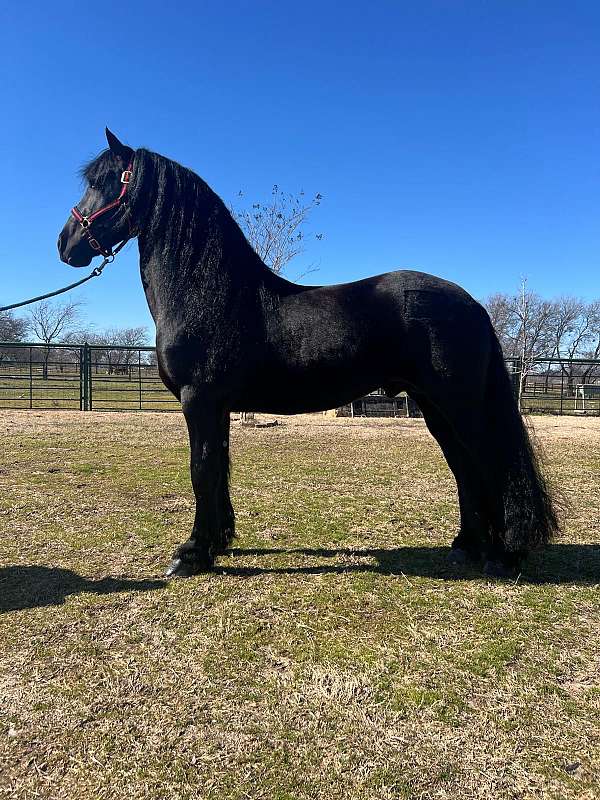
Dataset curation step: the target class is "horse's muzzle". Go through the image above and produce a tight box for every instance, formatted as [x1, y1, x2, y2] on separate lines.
[57, 226, 93, 268]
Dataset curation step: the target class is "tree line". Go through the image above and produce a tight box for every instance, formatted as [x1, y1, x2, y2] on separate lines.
[0, 300, 149, 377]
[484, 281, 600, 405]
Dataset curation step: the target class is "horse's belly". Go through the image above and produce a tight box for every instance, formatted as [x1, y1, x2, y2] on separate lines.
[234, 364, 386, 415]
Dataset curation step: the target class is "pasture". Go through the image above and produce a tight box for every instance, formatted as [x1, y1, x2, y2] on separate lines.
[0, 358, 178, 412]
[1, 410, 599, 799]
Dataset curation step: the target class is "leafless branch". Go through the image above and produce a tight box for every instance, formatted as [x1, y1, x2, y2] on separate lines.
[231, 186, 323, 276]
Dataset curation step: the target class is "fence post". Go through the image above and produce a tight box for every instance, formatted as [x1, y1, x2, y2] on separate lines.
[81, 343, 92, 411]
[138, 349, 142, 410]
[79, 346, 84, 411]
[87, 344, 93, 410]
[29, 346, 33, 409]
[82, 344, 87, 411]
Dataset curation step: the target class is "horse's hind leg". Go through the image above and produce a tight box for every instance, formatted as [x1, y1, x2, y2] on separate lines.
[165, 387, 234, 577]
[420, 381, 553, 577]
[404, 310, 556, 576]
[412, 394, 489, 563]
[436, 404, 529, 576]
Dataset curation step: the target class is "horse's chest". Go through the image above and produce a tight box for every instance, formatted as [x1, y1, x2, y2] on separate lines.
[156, 327, 244, 389]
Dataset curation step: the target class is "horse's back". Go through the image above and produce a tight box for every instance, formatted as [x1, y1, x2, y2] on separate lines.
[280, 268, 488, 340]
[266, 269, 490, 385]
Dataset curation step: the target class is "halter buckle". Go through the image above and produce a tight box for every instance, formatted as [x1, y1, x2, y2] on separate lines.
[121, 170, 132, 184]
[88, 237, 102, 252]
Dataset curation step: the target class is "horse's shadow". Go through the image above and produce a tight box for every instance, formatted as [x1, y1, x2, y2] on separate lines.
[0, 566, 164, 613]
[222, 543, 600, 584]
[2, 544, 597, 613]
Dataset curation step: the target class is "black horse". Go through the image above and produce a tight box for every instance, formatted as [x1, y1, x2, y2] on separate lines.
[58, 129, 558, 578]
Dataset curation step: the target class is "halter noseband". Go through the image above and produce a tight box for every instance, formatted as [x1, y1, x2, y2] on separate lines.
[71, 162, 134, 259]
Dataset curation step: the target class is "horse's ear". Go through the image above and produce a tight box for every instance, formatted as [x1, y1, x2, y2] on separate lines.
[105, 127, 133, 159]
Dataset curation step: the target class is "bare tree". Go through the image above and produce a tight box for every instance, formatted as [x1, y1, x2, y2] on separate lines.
[484, 293, 515, 356]
[575, 301, 600, 384]
[65, 329, 106, 373]
[0, 311, 28, 366]
[550, 297, 598, 392]
[143, 348, 158, 368]
[48, 324, 150, 376]
[97, 326, 149, 375]
[231, 186, 323, 277]
[29, 300, 82, 379]
[483, 280, 556, 409]
[513, 280, 556, 405]
[0, 311, 27, 343]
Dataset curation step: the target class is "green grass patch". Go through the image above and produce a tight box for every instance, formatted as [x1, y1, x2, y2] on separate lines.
[0, 411, 599, 799]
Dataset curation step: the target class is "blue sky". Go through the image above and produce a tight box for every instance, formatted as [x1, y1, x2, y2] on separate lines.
[1, 1, 598, 339]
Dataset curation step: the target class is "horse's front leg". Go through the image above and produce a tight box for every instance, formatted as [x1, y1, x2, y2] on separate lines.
[165, 387, 234, 578]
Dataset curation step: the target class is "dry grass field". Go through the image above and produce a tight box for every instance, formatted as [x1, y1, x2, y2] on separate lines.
[1, 410, 599, 800]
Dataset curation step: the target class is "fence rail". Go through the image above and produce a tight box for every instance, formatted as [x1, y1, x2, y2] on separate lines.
[505, 356, 600, 416]
[1, 343, 600, 415]
[0, 342, 179, 412]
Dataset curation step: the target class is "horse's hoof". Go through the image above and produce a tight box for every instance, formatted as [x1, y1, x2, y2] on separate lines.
[164, 557, 210, 579]
[483, 559, 515, 579]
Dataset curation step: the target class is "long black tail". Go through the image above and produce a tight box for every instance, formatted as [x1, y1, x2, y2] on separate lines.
[485, 332, 560, 553]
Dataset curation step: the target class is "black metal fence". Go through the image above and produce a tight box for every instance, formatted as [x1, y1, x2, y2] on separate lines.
[336, 357, 600, 418]
[1, 342, 600, 415]
[506, 357, 600, 416]
[0, 342, 179, 411]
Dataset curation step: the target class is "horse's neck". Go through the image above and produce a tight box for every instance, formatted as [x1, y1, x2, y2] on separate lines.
[137, 226, 293, 329]
[136, 241, 175, 325]
[136, 176, 311, 333]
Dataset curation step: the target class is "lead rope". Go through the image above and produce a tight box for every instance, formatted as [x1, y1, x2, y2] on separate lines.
[0, 238, 130, 313]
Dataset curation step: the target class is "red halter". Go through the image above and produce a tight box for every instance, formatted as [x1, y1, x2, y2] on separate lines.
[71, 163, 133, 258]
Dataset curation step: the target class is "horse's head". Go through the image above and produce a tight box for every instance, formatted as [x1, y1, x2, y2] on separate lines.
[58, 128, 135, 267]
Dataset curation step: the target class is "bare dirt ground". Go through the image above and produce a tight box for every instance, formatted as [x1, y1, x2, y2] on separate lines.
[1, 410, 599, 800]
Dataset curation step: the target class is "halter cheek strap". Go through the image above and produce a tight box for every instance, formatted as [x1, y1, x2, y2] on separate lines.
[71, 163, 134, 258]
